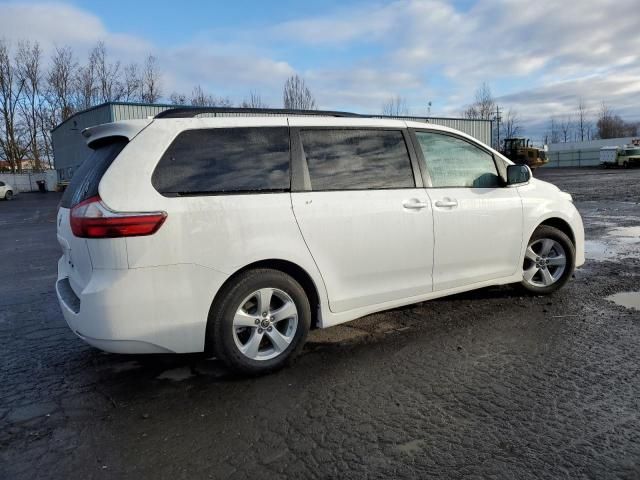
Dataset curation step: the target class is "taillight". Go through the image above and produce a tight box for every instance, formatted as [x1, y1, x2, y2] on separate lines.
[70, 195, 167, 238]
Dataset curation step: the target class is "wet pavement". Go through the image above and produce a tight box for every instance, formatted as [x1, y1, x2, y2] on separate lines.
[1, 168, 639, 479]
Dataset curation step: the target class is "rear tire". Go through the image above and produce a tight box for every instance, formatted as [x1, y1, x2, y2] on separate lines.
[207, 269, 311, 375]
[4, 190, 13, 200]
[520, 225, 575, 295]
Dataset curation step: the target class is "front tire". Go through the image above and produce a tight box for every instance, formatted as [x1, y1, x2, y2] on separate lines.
[520, 225, 575, 295]
[208, 269, 311, 375]
[4, 190, 13, 200]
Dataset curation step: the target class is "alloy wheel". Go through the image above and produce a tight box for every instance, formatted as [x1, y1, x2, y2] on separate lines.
[232, 288, 298, 361]
[522, 238, 567, 288]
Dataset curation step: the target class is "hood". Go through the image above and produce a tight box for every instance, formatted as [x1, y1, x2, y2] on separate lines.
[530, 177, 573, 201]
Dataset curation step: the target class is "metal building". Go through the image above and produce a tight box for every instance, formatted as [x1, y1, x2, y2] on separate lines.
[52, 102, 493, 181]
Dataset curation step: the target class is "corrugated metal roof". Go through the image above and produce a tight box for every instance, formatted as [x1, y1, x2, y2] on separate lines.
[52, 101, 185, 130]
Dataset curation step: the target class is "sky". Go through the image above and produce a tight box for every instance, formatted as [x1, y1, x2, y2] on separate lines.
[1, 0, 639, 140]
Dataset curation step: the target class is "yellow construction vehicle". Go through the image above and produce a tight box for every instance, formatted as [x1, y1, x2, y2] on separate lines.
[501, 138, 548, 169]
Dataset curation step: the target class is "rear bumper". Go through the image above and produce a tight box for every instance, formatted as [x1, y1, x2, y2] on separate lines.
[56, 257, 229, 354]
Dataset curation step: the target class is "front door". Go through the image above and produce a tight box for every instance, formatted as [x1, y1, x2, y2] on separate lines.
[412, 130, 523, 292]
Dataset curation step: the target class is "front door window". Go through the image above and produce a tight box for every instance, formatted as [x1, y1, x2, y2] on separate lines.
[414, 131, 500, 188]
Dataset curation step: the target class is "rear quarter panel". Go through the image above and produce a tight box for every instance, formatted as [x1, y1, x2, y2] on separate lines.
[97, 118, 330, 324]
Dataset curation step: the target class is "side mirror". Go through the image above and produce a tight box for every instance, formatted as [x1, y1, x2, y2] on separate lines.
[507, 164, 531, 185]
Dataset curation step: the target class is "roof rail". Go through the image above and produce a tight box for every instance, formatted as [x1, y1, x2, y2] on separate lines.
[155, 107, 365, 119]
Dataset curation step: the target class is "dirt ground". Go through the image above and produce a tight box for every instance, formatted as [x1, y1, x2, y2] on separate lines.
[0, 168, 639, 479]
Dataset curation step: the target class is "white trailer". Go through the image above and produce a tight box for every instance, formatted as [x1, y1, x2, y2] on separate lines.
[600, 143, 640, 168]
[600, 146, 619, 166]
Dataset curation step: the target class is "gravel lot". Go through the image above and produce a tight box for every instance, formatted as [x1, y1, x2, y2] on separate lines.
[1, 168, 639, 479]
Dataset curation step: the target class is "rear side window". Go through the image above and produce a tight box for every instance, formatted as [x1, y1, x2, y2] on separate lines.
[60, 138, 128, 208]
[414, 131, 500, 188]
[300, 129, 414, 191]
[152, 127, 290, 195]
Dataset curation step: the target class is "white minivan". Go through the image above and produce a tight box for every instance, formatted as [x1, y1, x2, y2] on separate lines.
[56, 108, 585, 374]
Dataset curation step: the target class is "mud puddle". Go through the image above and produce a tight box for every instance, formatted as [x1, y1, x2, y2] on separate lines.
[585, 225, 640, 261]
[606, 292, 640, 311]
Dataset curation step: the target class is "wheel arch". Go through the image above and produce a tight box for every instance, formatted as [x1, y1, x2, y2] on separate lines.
[205, 258, 322, 353]
[537, 217, 575, 245]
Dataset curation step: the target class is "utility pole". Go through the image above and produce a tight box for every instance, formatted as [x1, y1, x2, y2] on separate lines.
[494, 105, 502, 150]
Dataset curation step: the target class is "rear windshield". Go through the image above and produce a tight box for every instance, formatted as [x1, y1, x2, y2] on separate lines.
[60, 138, 128, 208]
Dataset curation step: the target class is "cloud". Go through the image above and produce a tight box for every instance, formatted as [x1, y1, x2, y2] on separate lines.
[498, 66, 640, 135]
[0, 2, 152, 59]
[161, 44, 295, 100]
[272, 2, 402, 45]
[306, 67, 428, 111]
[269, 0, 640, 137]
[0, 2, 296, 103]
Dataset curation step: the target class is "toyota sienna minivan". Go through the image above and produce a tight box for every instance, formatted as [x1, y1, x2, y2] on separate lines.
[56, 108, 585, 374]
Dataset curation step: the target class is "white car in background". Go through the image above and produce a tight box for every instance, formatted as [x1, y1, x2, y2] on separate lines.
[55, 108, 585, 375]
[0, 181, 15, 200]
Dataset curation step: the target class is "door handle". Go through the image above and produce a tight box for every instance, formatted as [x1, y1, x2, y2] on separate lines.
[434, 199, 458, 208]
[402, 199, 428, 209]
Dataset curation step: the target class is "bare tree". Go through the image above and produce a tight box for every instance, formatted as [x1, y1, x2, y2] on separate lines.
[169, 91, 187, 105]
[141, 54, 161, 103]
[597, 102, 616, 139]
[40, 45, 77, 166]
[241, 91, 268, 108]
[37, 105, 56, 168]
[0, 40, 28, 172]
[74, 46, 98, 110]
[595, 102, 637, 139]
[381, 96, 408, 116]
[576, 98, 591, 142]
[46, 46, 76, 122]
[500, 108, 522, 143]
[283, 75, 316, 110]
[547, 117, 561, 144]
[189, 85, 232, 107]
[215, 96, 233, 107]
[190, 84, 214, 106]
[463, 82, 495, 120]
[0, 41, 165, 172]
[122, 63, 141, 102]
[559, 115, 573, 143]
[16, 40, 44, 170]
[91, 42, 125, 103]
